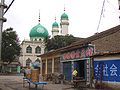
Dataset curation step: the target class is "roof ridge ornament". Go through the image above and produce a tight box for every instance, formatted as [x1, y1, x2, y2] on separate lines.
[55, 16, 56, 21]
[38, 10, 40, 23]
[64, 4, 65, 12]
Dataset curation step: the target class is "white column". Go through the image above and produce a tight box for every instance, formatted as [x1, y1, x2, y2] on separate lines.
[45, 59, 47, 74]
[52, 57, 54, 73]
[40, 60, 42, 75]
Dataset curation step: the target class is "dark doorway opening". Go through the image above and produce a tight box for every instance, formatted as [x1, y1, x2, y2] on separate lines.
[74, 60, 85, 79]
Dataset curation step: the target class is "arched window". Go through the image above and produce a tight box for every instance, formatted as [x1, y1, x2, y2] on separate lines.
[39, 38, 41, 41]
[35, 58, 40, 63]
[35, 46, 41, 54]
[26, 58, 32, 67]
[26, 45, 32, 53]
[34, 38, 37, 41]
[34, 58, 40, 67]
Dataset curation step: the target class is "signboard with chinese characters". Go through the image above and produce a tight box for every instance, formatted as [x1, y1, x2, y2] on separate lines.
[62, 46, 94, 61]
[94, 59, 120, 82]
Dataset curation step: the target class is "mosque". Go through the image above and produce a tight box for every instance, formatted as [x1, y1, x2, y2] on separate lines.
[19, 9, 69, 67]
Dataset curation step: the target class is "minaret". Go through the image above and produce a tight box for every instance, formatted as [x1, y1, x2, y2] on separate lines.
[60, 7, 69, 36]
[52, 17, 59, 37]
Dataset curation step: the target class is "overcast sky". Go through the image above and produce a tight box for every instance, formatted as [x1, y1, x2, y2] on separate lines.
[3, 0, 120, 42]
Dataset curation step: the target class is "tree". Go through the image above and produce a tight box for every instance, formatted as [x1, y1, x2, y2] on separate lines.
[45, 35, 80, 51]
[1, 28, 21, 63]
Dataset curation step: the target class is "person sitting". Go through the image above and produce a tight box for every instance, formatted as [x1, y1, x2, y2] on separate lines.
[72, 69, 78, 80]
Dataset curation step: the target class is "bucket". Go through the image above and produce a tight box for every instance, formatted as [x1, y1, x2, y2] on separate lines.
[31, 69, 39, 82]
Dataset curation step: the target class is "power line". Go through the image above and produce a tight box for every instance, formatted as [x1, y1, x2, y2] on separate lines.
[4, 0, 15, 15]
[96, 0, 106, 33]
[106, 0, 120, 14]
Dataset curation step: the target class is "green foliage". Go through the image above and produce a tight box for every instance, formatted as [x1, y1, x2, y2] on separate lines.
[1, 27, 21, 63]
[45, 35, 78, 51]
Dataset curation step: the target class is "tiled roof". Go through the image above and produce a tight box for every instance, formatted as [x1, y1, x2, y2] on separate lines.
[72, 25, 120, 46]
[60, 25, 120, 51]
[39, 25, 120, 57]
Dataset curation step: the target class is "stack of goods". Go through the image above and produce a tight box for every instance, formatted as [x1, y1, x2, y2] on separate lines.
[31, 69, 39, 82]
[25, 68, 31, 79]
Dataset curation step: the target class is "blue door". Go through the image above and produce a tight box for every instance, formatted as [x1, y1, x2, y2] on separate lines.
[63, 62, 72, 81]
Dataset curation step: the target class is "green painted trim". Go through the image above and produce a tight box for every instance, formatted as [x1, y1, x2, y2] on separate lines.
[60, 58, 90, 62]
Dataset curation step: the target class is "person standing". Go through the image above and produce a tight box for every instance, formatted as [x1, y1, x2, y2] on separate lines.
[17, 65, 21, 76]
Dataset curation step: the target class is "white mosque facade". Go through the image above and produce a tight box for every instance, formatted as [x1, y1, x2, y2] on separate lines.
[19, 10, 69, 67]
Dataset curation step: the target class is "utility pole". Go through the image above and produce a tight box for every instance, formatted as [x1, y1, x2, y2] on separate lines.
[118, 0, 120, 10]
[0, 0, 7, 70]
[118, 0, 120, 20]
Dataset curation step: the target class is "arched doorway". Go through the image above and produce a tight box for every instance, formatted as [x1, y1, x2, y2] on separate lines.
[26, 58, 32, 67]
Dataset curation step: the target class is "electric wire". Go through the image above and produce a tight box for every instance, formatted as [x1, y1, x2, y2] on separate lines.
[96, 0, 106, 33]
[4, 0, 15, 15]
[106, 0, 120, 14]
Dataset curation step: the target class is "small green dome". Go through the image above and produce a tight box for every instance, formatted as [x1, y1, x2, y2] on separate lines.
[29, 23, 48, 38]
[61, 13, 68, 20]
[52, 21, 59, 28]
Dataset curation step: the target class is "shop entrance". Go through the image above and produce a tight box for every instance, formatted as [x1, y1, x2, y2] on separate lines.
[74, 60, 85, 79]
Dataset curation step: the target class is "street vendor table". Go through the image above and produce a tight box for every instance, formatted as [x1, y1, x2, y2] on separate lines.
[23, 77, 48, 90]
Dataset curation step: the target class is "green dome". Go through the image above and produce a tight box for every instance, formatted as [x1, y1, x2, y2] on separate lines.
[61, 13, 68, 20]
[29, 23, 48, 38]
[52, 21, 59, 28]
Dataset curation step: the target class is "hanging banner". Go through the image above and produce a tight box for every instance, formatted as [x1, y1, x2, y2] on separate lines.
[62, 45, 94, 61]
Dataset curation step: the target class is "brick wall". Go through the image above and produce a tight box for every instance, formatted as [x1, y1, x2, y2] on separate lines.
[91, 30, 120, 53]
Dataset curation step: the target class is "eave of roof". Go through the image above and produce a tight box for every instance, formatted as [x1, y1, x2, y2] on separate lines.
[38, 25, 120, 57]
[92, 51, 120, 57]
[60, 25, 120, 52]
[38, 48, 61, 57]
